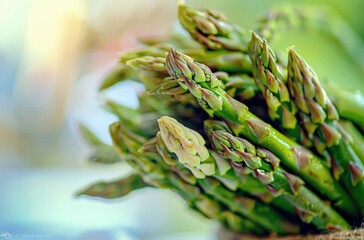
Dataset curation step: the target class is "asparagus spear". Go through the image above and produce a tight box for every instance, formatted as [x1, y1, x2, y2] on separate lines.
[148, 70, 269, 123]
[287, 48, 364, 215]
[123, 47, 252, 74]
[125, 53, 262, 124]
[178, 4, 249, 51]
[156, 116, 271, 199]
[165, 48, 358, 217]
[119, 43, 170, 63]
[127, 54, 253, 81]
[184, 49, 252, 73]
[247, 32, 307, 145]
[126, 56, 169, 76]
[99, 64, 138, 91]
[218, 210, 266, 235]
[148, 77, 198, 105]
[156, 116, 301, 234]
[137, 31, 201, 50]
[148, 72, 260, 106]
[223, 74, 259, 101]
[77, 174, 148, 199]
[105, 100, 160, 138]
[339, 120, 364, 164]
[78, 124, 120, 164]
[326, 84, 364, 129]
[109, 121, 266, 235]
[210, 129, 350, 230]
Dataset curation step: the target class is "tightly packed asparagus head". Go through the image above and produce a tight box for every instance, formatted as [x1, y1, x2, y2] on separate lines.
[178, 4, 249, 51]
[79, 2, 364, 237]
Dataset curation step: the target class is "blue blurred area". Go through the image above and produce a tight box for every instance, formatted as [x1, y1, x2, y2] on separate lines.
[0, 0, 363, 239]
[0, 168, 215, 240]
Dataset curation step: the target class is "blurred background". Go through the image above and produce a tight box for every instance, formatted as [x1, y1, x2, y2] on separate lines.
[0, 0, 363, 239]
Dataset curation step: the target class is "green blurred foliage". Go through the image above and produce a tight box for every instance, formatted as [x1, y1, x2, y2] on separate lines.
[187, 0, 364, 91]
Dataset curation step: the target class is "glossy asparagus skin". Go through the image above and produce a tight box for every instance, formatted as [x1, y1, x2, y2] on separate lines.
[109, 121, 267, 235]
[210, 130, 350, 230]
[178, 4, 249, 52]
[156, 116, 301, 234]
[287, 48, 364, 216]
[165, 48, 358, 217]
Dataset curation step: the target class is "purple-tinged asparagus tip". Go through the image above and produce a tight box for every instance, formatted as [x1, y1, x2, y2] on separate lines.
[349, 162, 364, 186]
[282, 171, 304, 195]
[292, 146, 312, 170]
[246, 119, 271, 143]
[294, 205, 315, 223]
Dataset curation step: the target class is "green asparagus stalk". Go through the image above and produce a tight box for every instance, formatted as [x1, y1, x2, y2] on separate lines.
[178, 4, 249, 52]
[203, 120, 306, 216]
[248, 32, 314, 149]
[326, 84, 364, 129]
[77, 174, 148, 199]
[126, 56, 169, 77]
[171, 177, 266, 235]
[109, 122, 159, 175]
[119, 43, 171, 63]
[210, 129, 350, 230]
[203, 120, 233, 143]
[125, 55, 197, 105]
[82, 2, 364, 236]
[86, 146, 121, 164]
[122, 46, 252, 74]
[165, 48, 358, 217]
[184, 49, 252, 73]
[224, 74, 259, 101]
[156, 116, 270, 199]
[148, 71, 269, 123]
[125, 54, 247, 95]
[99, 64, 138, 91]
[339, 120, 364, 164]
[137, 93, 172, 115]
[78, 124, 120, 164]
[110, 121, 266, 235]
[122, 89, 207, 136]
[218, 211, 266, 235]
[125, 54, 262, 125]
[100, 56, 167, 92]
[148, 77, 198, 105]
[141, 137, 268, 237]
[287, 49, 364, 215]
[105, 100, 160, 138]
[137, 31, 202, 50]
[148, 72, 260, 106]
[156, 116, 301, 234]
[126, 53, 252, 80]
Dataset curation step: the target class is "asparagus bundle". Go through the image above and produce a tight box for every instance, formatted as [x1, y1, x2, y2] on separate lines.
[287, 49, 364, 214]
[157, 116, 347, 231]
[165, 48, 357, 218]
[79, 3, 364, 237]
[209, 129, 348, 230]
[154, 116, 301, 234]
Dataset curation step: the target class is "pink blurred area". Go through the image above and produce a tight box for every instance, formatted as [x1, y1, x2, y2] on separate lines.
[0, 0, 177, 167]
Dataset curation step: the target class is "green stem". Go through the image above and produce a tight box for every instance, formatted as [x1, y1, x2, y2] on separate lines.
[327, 84, 364, 129]
[210, 130, 350, 230]
[165, 48, 358, 218]
[340, 120, 364, 164]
